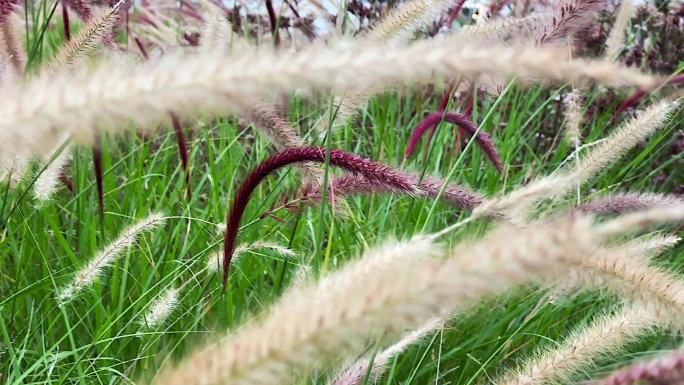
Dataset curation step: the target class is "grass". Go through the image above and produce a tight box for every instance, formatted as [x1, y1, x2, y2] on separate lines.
[1, 2, 683, 385]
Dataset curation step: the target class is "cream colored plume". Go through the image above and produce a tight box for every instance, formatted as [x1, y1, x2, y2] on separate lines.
[47, 1, 122, 73]
[498, 302, 659, 385]
[32, 140, 72, 203]
[474, 100, 678, 221]
[151, 216, 611, 385]
[57, 213, 166, 304]
[0, 41, 657, 163]
[604, 0, 634, 62]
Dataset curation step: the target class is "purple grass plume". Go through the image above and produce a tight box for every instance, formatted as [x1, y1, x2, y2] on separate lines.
[92, 137, 104, 224]
[0, 0, 19, 24]
[170, 113, 191, 200]
[267, 172, 483, 218]
[61, 1, 71, 42]
[573, 193, 683, 215]
[404, 111, 503, 173]
[594, 350, 684, 385]
[223, 147, 418, 287]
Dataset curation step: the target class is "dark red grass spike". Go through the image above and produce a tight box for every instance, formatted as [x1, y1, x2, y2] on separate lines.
[170, 114, 191, 200]
[404, 111, 503, 173]
[445, 0, 467, 28]
[273, 172, 483, 217]
[134, 36, 149, 60]
[613, 73, 684, 121]
[223, 147, 416, 287]
[61, 1, 71, 42]
[59, 170, 74, 193]
[92, 138, 104, 221]
[265, 0, 280, 47]
[422, 82, 457, 162]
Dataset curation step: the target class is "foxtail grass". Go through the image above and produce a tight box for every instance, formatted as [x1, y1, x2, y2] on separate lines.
[57, 212, 165, 304]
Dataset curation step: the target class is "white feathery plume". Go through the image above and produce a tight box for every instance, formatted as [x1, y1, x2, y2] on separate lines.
[0, 40, 658, 162]
[596, 204, 684, 237]
[329, 318, 443, 385]
[569, 100, 678, 187]
[604, 0, 634, 62]
[563, 90, 583, 147]
[47, 1, 122, 73]
[140, 287, 180, 329]
[0, 155, 30, 187]
[364, 0, 453, 45]
[497, 302, 660, 385]
[198, 0, 232, 53]
[33, 139, 72, 203]
[151, 215, 621, 385]
[205, 241, 296, 273]
[57, 213, 166, 304]
[473, 100, 678, 221]
[550, 233, 680, 297]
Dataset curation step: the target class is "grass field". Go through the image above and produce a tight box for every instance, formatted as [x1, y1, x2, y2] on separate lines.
[0, 1, 683, 385]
